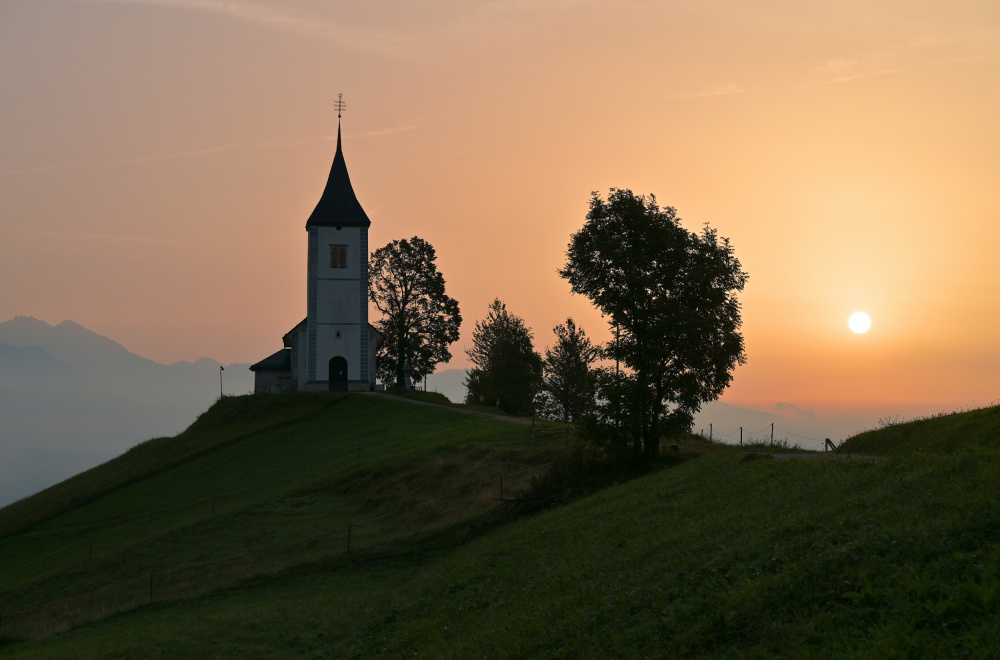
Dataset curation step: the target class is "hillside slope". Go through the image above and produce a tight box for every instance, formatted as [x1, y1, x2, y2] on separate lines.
[0, 393, 562, 640]
[838, 404, 1000, 456]
[3, 399, 1000, 658]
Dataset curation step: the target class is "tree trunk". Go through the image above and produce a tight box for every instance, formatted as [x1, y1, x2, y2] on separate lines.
[395, 328, 407, 390]
[645, 383, 665, 459]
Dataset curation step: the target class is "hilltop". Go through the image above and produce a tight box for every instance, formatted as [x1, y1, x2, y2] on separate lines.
[2, 396, 999, 658]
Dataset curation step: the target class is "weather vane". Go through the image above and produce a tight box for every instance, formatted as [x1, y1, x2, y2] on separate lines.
[334, 93, 346, 119]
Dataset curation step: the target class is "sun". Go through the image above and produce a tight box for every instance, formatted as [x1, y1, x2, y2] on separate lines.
[848, 312, 871, 334]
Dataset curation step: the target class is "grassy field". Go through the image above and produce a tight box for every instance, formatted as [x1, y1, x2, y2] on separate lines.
[2, 397, 999, 658]
[0, 393, 563, 640]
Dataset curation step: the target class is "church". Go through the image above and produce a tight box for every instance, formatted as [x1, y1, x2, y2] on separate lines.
[250, 110, 383, 393]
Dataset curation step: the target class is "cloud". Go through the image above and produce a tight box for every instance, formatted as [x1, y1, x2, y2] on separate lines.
[812, 53, 908, 85]
[0, 227, 199, 250]
[317, 123, 418, 141]
[0, 142, 246, 179]
[70, 0, 476, 58]
[358, 123, 417, 139]
[774, 402, 817, 419]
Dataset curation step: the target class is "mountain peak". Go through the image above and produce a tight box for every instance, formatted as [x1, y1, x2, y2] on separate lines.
[6, 315, 54, 330]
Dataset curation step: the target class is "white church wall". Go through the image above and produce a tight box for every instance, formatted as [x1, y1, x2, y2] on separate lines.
[294, 325, 308, 390]
[316, 280, 360, 324]
[315, 325, 361, 380]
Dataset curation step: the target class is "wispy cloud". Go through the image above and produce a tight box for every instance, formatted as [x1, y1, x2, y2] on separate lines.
[71, 0, 473, 58]
[1, 227, 199, 249]
[811, 52, 908, 85]
[0, 142, 246, 179]
[805, 35, 968, 87]
[317, 123, 418, 141]
[359, 123, 417, 139]
[774, 402, 817, 419]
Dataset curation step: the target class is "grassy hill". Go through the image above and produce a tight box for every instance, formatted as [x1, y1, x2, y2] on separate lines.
[2, 397, 999, 658]
[837, 404, 1000, 456]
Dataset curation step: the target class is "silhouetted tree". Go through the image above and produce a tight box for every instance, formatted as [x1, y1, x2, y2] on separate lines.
[537, 318, 598, 423]
[369, 237, 461, 389]
[560, 189, 748, 458]
[464, 299, 543, 415]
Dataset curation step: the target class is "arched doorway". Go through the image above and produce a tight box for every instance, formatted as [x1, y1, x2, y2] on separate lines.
[329, 356, 348, 391]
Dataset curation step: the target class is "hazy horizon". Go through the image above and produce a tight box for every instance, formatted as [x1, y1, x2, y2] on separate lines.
[0, 313, 987, 507]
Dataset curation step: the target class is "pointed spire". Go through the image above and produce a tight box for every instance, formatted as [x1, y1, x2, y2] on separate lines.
[305, 97, 370, 229]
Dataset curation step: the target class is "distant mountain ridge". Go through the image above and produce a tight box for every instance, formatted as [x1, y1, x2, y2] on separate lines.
[0, 344, 77, 379]
[0, 316, 253, 508]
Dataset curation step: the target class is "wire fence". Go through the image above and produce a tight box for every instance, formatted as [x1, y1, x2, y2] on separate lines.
[0, 417, 570, 639]
[695, 421, 833, 450]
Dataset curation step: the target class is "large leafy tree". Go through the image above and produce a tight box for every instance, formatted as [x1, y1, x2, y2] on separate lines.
[464, 299, 543, 415]
[537, 318, 599, 423]
[369, 237, 462, 389]
[560, 189, 748, 458]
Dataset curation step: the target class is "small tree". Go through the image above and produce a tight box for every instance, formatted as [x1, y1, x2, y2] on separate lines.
[464, 299, 543, 415]
[369, 237, 462, 389]
[537, 318, 598, 423]
[560, 189, 748, 458]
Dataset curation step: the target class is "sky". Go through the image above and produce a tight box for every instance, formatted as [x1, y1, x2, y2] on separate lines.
[2, 0, 999, 426]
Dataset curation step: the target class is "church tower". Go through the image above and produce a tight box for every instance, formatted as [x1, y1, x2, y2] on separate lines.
[249, 98, 382, 394]
[301, 108, 372, 391]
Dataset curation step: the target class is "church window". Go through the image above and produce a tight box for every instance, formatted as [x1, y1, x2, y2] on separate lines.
[330, 245, 347, 268]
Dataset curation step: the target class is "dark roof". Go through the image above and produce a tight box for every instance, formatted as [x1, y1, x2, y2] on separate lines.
[249, 348, 292, 371]
[305, 122, 371, 229]
[282, 318, 307, 346]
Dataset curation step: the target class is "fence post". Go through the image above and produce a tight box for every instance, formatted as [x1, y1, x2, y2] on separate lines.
[347, 523, 352, 552]
[740, 427, 743, 446]
[709, 423, 712, 441]
[770, 423, 774, 446]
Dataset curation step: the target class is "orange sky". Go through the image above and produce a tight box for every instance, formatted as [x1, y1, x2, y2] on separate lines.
[1, 0, 998, 414]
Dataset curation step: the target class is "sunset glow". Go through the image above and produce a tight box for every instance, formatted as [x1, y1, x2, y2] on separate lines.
[1, 0, 999, 417]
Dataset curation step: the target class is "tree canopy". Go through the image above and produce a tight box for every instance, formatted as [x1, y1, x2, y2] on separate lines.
[369, 237, 462, 389]
[464, 299, 543, 415]
[537, 318, 598, 424]
[560, 189, 748, 457]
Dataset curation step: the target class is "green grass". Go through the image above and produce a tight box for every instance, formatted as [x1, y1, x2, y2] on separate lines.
[3, 397, 1000, 657]
[0, 393, 563, 640]
[381, 389, 456, 407]
[839, 404, 1000, 456]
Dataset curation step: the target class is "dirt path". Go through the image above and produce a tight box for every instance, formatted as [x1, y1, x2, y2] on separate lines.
[765, 453, 885, 461]
[358, 391, 533, 425]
